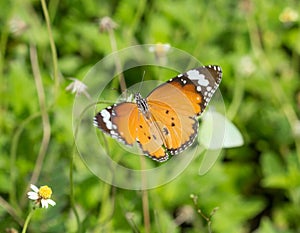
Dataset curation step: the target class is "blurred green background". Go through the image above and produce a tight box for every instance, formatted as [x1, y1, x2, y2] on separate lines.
[1, 0, 300, 232]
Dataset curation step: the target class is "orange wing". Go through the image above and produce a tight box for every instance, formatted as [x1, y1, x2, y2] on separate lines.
[134, 115, 168, 161]
[146, 77, 200, 155]
[145, 65, 222, 156]
[94, 102, 169, 161]
[94, 103, 138, 145]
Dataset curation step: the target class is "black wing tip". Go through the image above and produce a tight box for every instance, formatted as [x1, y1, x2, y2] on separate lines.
[93, 112, 101, 128]
[205, 64, 222, 73]
[93, 108, 114, 134]
[205, 64, 222, 71]
[200, 65, 222, 86]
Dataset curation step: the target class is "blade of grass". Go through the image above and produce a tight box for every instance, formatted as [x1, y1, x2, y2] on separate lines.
[40, 0, 59, 100]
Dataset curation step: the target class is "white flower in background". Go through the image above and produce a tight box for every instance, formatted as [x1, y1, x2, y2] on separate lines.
[149, 43, 171, 65]
[238, 56, 256, 77]
[279, 7, 299, 24]
[9, 17, 28, 36]
[149, 43, 171, 57]
[66, 78, 90, 98]
[149, 43, 171, 54]
[27, 184, 56, 209]
[99, 16, 118, 32]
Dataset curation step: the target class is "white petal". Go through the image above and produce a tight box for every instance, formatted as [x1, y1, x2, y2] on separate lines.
[41, 199, 48, 208]
[27, 191, 37, 196]
[30, 184, 39, 192]
[27, 192, 39, 200]
[47, 199, 56, 206]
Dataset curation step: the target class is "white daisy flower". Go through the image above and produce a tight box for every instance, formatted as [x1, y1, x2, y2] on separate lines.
[27, 184, 56, 209]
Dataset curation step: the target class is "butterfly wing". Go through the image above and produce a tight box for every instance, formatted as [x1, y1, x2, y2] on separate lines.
[146, 100, 199, 155]
[134, 117, 169, 161]
[94, 103, 139, 145]
[94, 102, 169, 161]
[145, 65, 222, 155]
[184, 65, 222, 111]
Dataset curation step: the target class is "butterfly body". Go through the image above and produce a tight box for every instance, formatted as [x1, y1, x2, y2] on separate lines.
[135, 93, 150, 117]
[94, 65, 222, 162]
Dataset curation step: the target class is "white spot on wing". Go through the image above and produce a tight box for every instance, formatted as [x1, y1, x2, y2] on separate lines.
[187, 70, 209, 86]
[93, 118, 98, 127]
[101, 109, 112, 130]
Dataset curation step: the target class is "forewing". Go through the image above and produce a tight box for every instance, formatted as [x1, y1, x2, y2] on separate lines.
[94, 103, 169, 161]
[183, 65, 222, 112]
[94, 103, 139, 145]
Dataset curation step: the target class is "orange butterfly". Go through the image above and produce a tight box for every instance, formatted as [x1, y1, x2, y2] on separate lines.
[94, 65, 222, 162]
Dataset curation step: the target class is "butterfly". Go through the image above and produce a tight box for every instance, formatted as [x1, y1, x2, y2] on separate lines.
[94, 65, 222, 162]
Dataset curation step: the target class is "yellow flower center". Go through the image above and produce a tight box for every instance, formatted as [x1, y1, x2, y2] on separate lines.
[38, 185, 52, 199]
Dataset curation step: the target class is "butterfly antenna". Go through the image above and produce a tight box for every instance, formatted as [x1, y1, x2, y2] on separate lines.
[137, 70, 146, 94]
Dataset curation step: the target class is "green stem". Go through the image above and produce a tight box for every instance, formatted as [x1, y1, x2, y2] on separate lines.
[140, 156, 151, 233]
[107, 28, 127, 94]
[40, 0, 59, 100]
[226, 75, 245, 120]
[70, 101, 111, 232]
[68, 103, 98, 233]
[0, 195, 23, 226]
[21, 209, 35, 233]
[69, 149, 81, 233]
[127, 0, 146, 42]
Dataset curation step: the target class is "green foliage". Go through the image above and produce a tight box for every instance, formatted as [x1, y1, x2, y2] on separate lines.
[1, 0, 300, 232]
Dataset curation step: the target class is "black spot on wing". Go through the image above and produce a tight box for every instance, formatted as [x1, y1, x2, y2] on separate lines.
[162, 127, 169, 135]
[167, 117, 199, 155]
